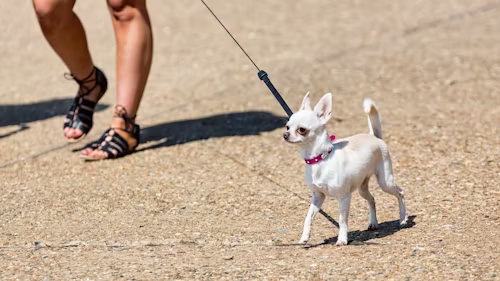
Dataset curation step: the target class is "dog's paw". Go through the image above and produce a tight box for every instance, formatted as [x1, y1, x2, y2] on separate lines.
[298, 233, 310, 244]
[368, 223, 379, 231]
[335, 240, 347, 246]
[400, 213, 409, 227]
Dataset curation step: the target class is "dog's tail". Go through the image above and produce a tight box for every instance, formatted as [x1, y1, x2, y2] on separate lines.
[363, 98, 382, 139]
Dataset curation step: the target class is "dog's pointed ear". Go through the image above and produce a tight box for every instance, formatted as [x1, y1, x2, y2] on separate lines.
[313, 93, 332, 124]
[299, 91, 312, 111]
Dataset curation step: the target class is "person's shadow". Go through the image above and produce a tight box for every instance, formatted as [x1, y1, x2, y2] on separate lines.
[137, 111, 288, 151]
[0, 98, 109, 138]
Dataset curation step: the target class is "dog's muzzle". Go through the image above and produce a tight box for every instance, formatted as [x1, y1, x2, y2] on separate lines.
[283, 132, 290, 140]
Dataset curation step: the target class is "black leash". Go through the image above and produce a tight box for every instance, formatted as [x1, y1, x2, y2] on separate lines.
[201, 0, 339, 229]
[200, 0, 293, 117]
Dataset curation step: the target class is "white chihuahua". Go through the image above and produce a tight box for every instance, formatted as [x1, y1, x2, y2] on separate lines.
[283, 92, 408, 246]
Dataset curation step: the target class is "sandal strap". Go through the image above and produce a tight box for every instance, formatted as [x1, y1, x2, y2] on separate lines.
[112, 105, 141, 148]
[64, 97, 97, 130]
[113, 105, 136, 130]
[82, 106, 140, 159]
[102, 129, 129, 157]
[83, 128, 111, 150]
[84, 125, 141, 159]
[63, 67, 108, 135]
[115, 125, 141, 146]
[64, 67, 98, 98]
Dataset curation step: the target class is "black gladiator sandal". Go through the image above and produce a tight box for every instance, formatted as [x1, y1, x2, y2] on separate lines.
[64, 66, 108, 142]
[80, 105, 140, 161]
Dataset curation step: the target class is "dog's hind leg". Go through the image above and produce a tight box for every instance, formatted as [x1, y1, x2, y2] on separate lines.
[358, 177, 378, 230]
[299, 191, 325, 244]
[375, 155, 408, 226]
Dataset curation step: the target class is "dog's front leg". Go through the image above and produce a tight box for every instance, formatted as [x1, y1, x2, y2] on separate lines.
[299, 191, 325, 244]
[336, 194, 352, 246]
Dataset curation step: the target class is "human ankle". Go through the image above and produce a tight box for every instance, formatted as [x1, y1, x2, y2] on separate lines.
[66, 66, 100, 99]
[112, 105, 136, 132]
[71, 65, 95, 82]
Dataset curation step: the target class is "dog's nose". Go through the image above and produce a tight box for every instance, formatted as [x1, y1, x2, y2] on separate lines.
[283, 132, 290, 140]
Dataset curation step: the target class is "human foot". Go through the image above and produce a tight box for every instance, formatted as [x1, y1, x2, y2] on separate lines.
[63, 66, 108, 141]
[80, 105, 140, 160]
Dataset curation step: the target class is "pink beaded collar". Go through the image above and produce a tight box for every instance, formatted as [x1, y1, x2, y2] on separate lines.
[304, 135, 336, 165]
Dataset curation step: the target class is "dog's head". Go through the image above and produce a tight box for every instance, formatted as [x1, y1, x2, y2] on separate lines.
[283, 92, 332, 145]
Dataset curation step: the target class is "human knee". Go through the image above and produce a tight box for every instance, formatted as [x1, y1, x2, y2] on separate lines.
[33, 0, 72, 28]
[108, 0, 144, 22]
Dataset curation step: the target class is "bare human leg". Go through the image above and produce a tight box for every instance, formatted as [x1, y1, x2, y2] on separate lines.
[81, 0, 153, 159]
[33, 0, 106, 140]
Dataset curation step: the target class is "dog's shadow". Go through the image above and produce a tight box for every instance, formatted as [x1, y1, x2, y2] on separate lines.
[276, 216, 416, 248]
[309, 215, 417, 248]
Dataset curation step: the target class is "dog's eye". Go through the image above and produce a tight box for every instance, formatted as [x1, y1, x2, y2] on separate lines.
[286, 126, 290, 131]
[296, 127, 308, 136]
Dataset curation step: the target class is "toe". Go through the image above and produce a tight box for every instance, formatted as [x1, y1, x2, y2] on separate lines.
[66, 128, 75, 138]
[80, 147, 94, 156]
[68, 128, 84, 139]
[89, 149, 109, 159]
